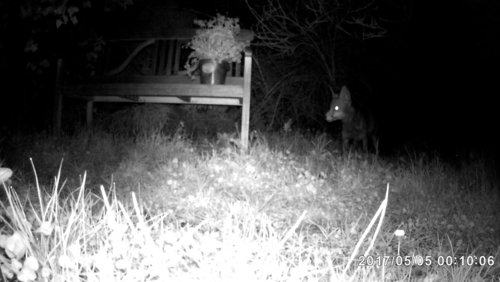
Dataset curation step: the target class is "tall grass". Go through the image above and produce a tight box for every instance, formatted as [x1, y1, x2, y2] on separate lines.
[0, 127, 499, 281]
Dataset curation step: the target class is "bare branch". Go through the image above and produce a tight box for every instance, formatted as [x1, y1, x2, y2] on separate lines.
[246, 0, 387, 83]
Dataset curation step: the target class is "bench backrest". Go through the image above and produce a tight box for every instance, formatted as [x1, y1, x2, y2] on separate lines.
[93, 28, 247, 82]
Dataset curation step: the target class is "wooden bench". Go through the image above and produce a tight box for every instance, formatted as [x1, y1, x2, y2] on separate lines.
[54, 28, 253, 150]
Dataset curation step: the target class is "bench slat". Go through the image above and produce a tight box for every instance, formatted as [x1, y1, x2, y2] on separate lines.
[173, 40, 182, 74]
[166, 40, 175, 75]
[63, 83, 244, 99]
[94, 75, 244, 85]
[84, 96, 242, 106]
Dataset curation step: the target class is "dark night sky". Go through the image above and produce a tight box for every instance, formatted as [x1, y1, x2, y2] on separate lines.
[361, 0, 500, 154]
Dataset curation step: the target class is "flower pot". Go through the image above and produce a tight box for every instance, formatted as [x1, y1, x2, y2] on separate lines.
[199, 59, 230, 85]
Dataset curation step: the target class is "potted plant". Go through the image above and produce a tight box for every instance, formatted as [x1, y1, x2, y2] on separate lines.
[184, 14, 250, 84]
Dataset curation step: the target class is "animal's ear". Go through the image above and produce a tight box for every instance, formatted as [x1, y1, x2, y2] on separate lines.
[340, 85, 351, 102]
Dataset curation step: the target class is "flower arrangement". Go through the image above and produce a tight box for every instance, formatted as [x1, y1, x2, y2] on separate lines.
[184, 14, 249, 77]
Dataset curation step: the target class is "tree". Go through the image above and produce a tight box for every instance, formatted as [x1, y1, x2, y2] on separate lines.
[0, 0, 135, 128]
[246, 0, 390, 129]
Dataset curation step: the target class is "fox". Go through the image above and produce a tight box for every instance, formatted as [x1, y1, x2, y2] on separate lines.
[325, 85, 377, 152]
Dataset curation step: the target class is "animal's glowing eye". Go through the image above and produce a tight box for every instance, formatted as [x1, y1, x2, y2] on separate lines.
[334, 106, 339, 111]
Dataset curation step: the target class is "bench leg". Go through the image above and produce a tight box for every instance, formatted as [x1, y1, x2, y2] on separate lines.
[86, 101, 94, 128]
[241, 98, 250, 151]
[242, 51, 252, 152]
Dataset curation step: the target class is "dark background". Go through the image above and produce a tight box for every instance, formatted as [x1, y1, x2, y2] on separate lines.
[0, 0, 499, 161]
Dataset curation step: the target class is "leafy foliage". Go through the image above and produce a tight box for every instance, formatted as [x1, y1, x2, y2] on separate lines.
[185, 14, 249, 76]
